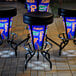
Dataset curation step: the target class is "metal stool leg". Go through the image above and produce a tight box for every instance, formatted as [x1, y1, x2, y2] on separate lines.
[15, 47, 17, 57]
[59, 47, 62, 56]
[43, 51, 50, 59]
[25, 52, 31, 60]
[59, 40, 69, 56]
[37, 51, 39, 61]
[25, 51, 35, 70]
[41, 51, 52, 69]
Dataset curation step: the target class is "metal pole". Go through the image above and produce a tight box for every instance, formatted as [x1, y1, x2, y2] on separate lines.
[7, 17, 12, 43]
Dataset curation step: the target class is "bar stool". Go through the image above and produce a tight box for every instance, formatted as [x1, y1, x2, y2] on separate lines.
[23, 12, 53, 70]
[58, 8, 76, 56]
[0, 7, 17, 57]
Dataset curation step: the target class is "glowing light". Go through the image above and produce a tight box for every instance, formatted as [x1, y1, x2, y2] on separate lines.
[0, 17, 13, 39]
[63, 17, 76, 39]
[27, 3, 37, 12]
[27, 0, 35, 3]
[41, 0, 50, 3]
[39, 0, 50, 12]
[26, 0, 50, 12]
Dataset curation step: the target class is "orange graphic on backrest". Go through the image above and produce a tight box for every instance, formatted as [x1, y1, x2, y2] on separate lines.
[0, 20, 7, 22]
[41, 0, 50, 3]
[36, 43, 39, 50]
[72, 22, 76, 32]
[5, 23, 8, 32]
[31, 5, 37, 12]
[67, 19, 76, 21]
[69, 33, 72, 38]
[40, 31, 44, 41]
[34, 38, 38, 44]
[67, 29, 71, 33]
[27, 0, 35, 3]
[0, 29, 6, 39]
[3, 34, 6, 39]
[47, 5, 49, 12]
[34, 27, 43, 30]
[9, 28, 12, 32]
[67, 29, 72, 38]
[0, 29, 4, 34]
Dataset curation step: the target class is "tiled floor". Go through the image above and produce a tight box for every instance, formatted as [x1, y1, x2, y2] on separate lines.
[0, 2, 76, 76]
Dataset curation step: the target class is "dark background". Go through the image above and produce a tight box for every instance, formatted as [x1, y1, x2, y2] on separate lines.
[0, 0, 25, 3]
[0, 0, 76, 3]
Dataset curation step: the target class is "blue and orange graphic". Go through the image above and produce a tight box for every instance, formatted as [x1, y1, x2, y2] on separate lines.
[39, 0, 50, 12]
[63, 17, 76, 39]
[29, 25, 47, 50]
[26, 0, 37, 12]
[26, 0, 50, 12]
[0, 17, 13, 39]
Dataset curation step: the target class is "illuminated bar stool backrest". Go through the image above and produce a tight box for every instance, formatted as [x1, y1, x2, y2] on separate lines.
[58, 8, 76, 39]
[26, 0, 50, 12]
[0, 7, 17, 40]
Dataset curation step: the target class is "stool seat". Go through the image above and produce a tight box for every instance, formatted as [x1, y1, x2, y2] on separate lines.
[0, 7, 17, 17]
[23, 12, 53, 25]
[58, 8, 76, 17]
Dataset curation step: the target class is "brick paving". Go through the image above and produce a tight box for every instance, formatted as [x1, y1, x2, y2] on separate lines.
[0, 2, 76, 76]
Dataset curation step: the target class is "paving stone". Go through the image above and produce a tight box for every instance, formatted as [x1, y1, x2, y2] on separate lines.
[72, 71, 76, 74]
[38, 71, 45, 76]
[9, 67, 17, 72]
[52, 65, 57, 71]
[58, 72, 72, 76]
[1, 71, 9, 76]
[31, 71, 37, 76]
[46, 72, 52, 76]
[72, 73, 76, 76]
[16, 67, 24, 74]
[16, 73, 30, 76]
[9, 73, 16, 76]
[52, 72, 58, 76]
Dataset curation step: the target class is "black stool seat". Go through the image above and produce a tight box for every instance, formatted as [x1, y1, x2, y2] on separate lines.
[0, 7, 17, 17]
[23, 12, 53, 25]
[58, 8, 76, 17]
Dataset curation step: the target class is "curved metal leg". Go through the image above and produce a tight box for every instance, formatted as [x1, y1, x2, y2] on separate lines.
[48, 54, 50, 59]
[59, 48, 62, 56]
[25, 51, 35, 70]
[37, 51, 39, 61]
[59, 40, 69, 56]
[43, 51, 50, 59]
[25, 52, 32, 60]
[41, 51, 52, 69]
[59, 41, 64, 56]
[14, 46, 17, 57]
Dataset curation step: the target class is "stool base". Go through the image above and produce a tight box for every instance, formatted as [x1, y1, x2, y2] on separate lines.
[25, 50, 52, 70]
